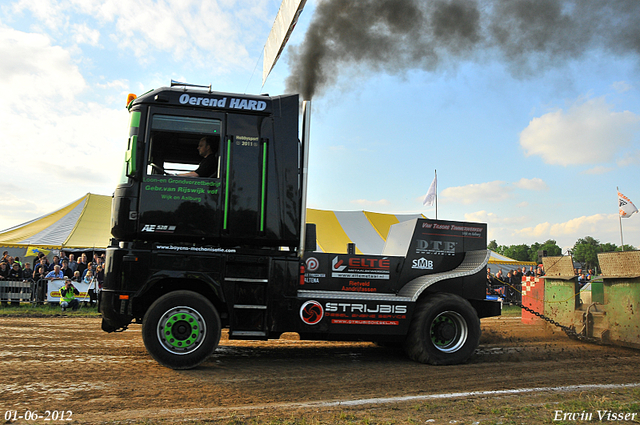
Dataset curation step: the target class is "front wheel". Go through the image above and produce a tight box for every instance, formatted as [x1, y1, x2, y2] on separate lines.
[404, 293, 480, 365]
[142, 290, 221, 369]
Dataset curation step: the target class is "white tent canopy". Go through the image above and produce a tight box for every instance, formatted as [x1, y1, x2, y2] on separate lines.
[488, 250, 536, 275]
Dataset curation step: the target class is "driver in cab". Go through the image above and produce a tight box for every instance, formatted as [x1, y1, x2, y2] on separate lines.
[179, 136, 217, 178]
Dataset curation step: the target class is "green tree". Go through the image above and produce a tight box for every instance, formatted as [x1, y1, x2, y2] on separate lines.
[529, 242, 541, 262]
[487, 240, 498, 251]
[572, 236, 600, 269]
[600, 243, 618, 253]
[527, 240, 562, 262]
[539, 239, 562, 256]
[503, 244, 531, 262]
[616, 244, 637, 251]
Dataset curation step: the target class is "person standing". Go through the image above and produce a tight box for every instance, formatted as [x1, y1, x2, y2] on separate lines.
[68, 254, 78, 273]
[8, 263, 23, 280]
[82, 262, 95, 280]
[578, 272, 588, 288]
[22, 263, 34, 280]
[76, 254, 88, 277]
[33, 252, 45, 269]
[33, 259, 48, 281]
[505, 271, 521, 303]
[61, 259, 74, 279]
[513, 267, 523, 282]
[48, 255, 61, 272]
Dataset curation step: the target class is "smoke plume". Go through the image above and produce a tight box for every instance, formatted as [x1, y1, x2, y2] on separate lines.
[285, 0, 640, 100]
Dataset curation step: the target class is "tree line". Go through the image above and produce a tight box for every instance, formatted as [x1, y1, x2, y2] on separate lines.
[488, 237, 636, 271]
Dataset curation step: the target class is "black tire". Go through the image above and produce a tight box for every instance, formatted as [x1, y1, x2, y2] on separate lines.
[142, 290, 221, 370]
[404, 293, 480, 365]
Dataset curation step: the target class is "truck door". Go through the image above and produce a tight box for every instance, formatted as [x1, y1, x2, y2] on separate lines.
[138, 107, 225, 240]
[222, 113, 272, 241]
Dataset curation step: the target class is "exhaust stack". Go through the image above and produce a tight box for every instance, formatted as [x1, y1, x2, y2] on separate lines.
[299, 100, 311, 257]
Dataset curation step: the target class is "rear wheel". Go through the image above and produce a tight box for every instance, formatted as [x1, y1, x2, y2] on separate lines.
[142, 290, 221, 369]
[404, 293, 480, 365]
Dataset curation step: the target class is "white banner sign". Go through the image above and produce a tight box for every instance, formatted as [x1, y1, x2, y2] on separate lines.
[46, 279, 94, 303]
[263, 0, 307, 85]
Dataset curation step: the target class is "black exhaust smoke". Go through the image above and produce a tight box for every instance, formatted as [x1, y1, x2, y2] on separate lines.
[285, 0, 640, 100]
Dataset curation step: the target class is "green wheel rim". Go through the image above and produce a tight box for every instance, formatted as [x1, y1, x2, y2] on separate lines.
[157, 306, 207, 355]
[429, 310, 468, 353]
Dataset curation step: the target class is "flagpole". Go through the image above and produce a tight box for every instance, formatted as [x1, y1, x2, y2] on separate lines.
[435, 169, 438, 220]
[422, 170, 437, 217]
[618, 187, 625, 251]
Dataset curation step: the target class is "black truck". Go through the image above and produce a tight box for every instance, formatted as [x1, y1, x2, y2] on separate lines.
[99, 82, 501, 369]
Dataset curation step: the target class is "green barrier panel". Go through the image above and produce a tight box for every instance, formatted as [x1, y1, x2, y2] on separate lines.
[590, 279, 604, 304]
[543, 277, 579, 326]
[602, 277, 640, 349]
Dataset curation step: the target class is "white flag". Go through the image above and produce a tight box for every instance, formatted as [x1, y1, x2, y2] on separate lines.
[423, 175, 437, 206]
[618, 191, 638, 218]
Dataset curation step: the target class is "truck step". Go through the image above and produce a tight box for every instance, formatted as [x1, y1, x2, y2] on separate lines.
[229, 330, 268, 340]
[233, 304, 267, 310]
[225, 277, 269, 284]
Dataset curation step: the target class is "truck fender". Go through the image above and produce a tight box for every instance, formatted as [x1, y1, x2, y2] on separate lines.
[398, 250, 490, 301]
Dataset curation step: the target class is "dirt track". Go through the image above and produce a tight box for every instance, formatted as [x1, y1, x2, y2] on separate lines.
[1, 315, 639, 424]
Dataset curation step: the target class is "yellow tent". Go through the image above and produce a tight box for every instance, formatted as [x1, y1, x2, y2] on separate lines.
[307, 209, 424, 254]
[487, 250, 537, 275]
[0, 193, 112, 253]
[0, 194, 426, 256]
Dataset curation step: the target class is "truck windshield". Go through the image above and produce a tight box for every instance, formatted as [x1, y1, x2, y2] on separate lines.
[147, 115, 222, 176]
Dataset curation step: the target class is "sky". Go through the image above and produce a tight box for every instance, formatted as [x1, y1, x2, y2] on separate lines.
[1, 0, 639, 253]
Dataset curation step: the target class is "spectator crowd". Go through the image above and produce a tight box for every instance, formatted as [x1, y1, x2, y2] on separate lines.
[0, 250, 105, 287]
[486, 264, 546, 303]
[486, 263, 599, 303]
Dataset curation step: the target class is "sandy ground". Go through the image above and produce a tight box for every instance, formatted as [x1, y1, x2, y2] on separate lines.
[1, 315, 639, 424]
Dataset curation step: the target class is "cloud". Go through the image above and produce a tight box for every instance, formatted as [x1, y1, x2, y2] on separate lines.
[548, 214, 615, 236]
[617, 150, 640, 167]
[0, 26, 126, 230]
[464, 210, 528, 226]
[441, 180, 510, 204]
[71, 23, 100, 46]
[10, 0, 67, 31]
[464, 210, 499, 223]
[0, 193, 44, 231]
[0, 26, 85, 102]
[515, 222, 552, 239]
[513, 177, 548, 191]
[582, 166, 613, 175]
[514, 213, 627, 246]
[611, 81, 633, 93]
[442, 178, 549, 205]
[6, 0, 270, 72]
[519, 97, 640, 166]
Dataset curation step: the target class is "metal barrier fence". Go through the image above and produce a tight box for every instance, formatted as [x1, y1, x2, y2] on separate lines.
[0, 279, 35, 302]
[0, 279, 49, 303]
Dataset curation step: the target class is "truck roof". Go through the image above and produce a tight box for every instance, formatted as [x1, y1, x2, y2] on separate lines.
[131, 87, 298, 116]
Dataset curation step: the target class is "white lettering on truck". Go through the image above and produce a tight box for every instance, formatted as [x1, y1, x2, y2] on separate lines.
[325, 303, 407, 314]
[179, 94, 266, 111]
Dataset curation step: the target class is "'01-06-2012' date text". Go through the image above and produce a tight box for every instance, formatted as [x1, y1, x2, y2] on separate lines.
[4, 410, 72, 421]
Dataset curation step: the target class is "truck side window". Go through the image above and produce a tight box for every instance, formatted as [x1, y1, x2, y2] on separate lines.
[146, 115, 222, 177]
